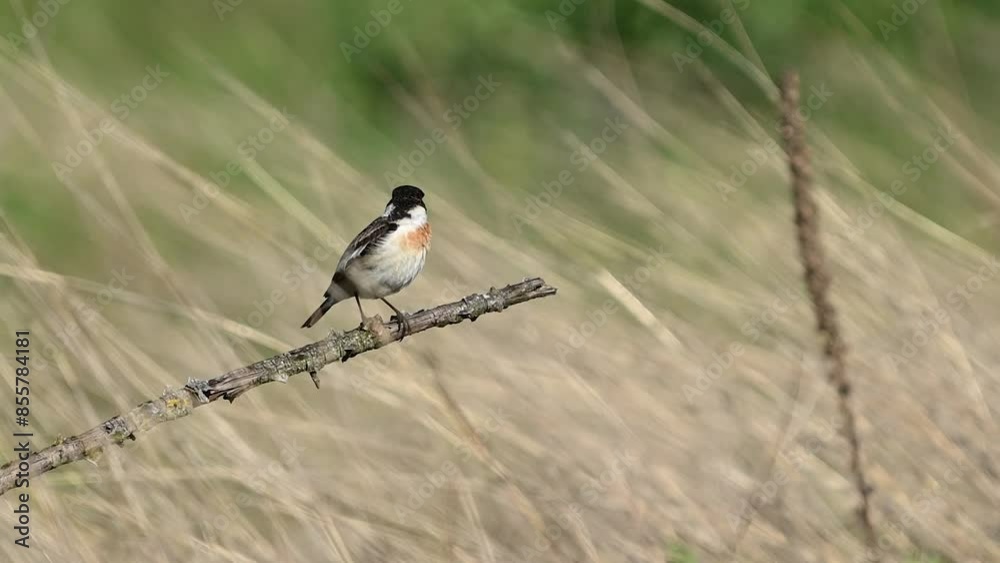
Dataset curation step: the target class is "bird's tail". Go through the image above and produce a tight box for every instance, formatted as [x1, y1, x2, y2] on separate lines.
[301, 296, 338, 328]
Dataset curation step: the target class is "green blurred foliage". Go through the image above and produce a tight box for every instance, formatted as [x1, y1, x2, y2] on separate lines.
[2, 0, 1000, 262]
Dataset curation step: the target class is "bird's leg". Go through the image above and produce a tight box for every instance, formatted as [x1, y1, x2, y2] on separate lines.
[380, 297, 410, 339]
[355, 295, 367, 324]
[356, 294, 384, 333]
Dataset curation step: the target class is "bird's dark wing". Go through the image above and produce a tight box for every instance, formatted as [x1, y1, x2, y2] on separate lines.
[334, 216, 398, 275]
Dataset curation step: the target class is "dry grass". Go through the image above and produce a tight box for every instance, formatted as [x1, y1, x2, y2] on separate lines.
[1, 5, 999, 563]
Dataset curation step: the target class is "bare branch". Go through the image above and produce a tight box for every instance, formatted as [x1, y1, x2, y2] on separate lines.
[0, 278, 557, 496]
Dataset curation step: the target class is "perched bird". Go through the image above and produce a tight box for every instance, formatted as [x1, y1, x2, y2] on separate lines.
[301, 185, 431, 336]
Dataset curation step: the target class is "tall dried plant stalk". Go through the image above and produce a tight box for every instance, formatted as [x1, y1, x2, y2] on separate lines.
[780, 71, 879, 556]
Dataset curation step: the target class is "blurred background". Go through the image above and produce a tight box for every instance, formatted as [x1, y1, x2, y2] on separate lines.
[1, 0, 999, 561]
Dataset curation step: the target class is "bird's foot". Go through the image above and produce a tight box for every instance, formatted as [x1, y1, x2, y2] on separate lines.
[360, 314, 380, 331]
[395, 313, 411, 341]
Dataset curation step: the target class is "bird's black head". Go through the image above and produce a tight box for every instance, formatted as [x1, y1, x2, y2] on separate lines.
[391, 185, 425, 204]
[385, 185, 427, 220]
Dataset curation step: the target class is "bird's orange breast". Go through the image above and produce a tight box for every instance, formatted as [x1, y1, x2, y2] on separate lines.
[403, 222, 432, 251]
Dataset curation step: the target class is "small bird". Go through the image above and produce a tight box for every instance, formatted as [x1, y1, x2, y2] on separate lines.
[301, 185, 431, 336]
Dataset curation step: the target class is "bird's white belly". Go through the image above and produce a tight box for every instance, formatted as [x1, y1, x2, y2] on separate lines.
[347, 243, 426, 299]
